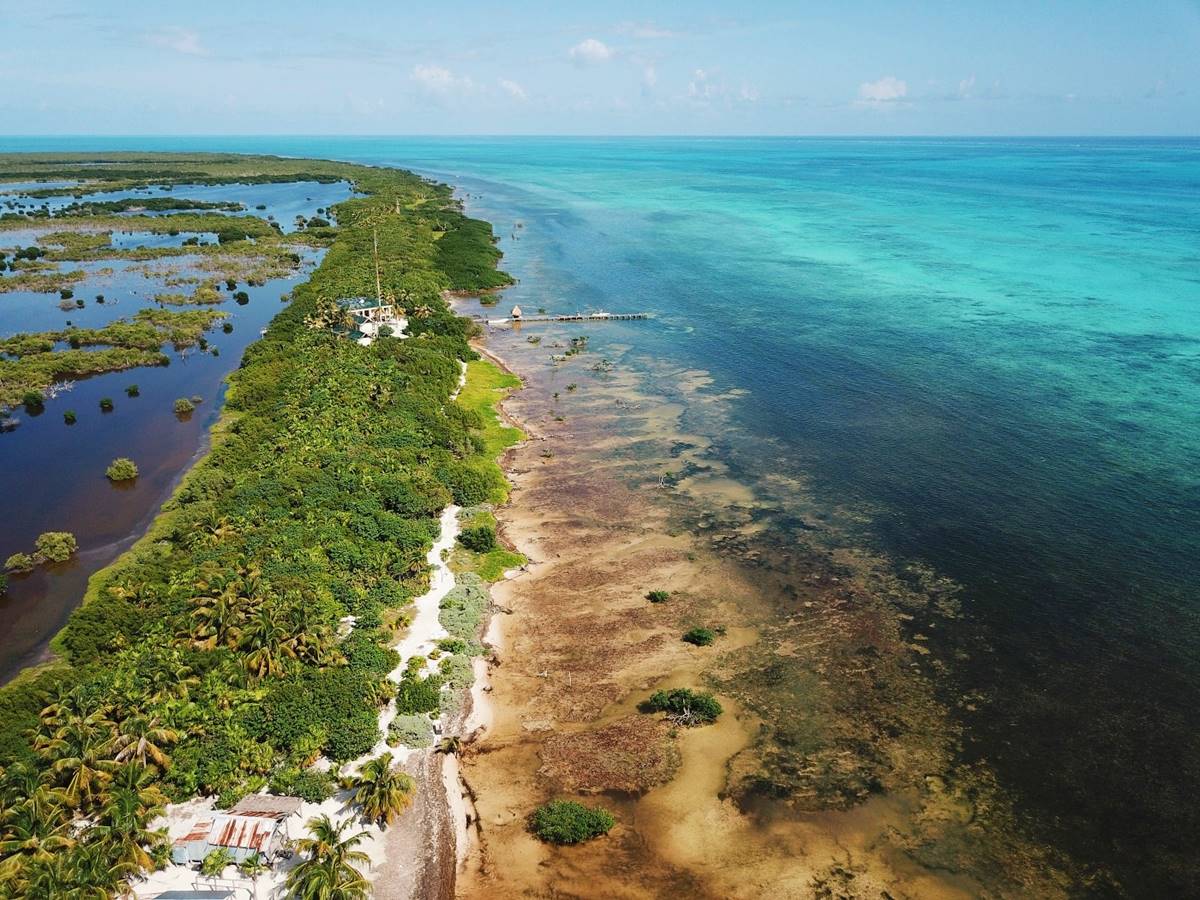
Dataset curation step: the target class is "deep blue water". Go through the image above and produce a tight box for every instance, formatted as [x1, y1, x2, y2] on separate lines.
[3, 136, 1198, 891]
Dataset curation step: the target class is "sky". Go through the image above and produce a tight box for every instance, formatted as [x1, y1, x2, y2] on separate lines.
[1, 1, 1198, 135]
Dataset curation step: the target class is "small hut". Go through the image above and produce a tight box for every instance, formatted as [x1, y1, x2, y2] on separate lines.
[511, 305, 523, 320]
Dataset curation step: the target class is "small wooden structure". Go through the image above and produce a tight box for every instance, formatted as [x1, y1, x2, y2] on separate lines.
[171, 796, 303, 867]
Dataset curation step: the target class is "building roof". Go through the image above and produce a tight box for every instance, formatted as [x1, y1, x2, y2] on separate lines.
[229, 794, 304, 819]
[208, 815, 276, 852]
[339, 296, 392, 311]
[171, 813, 280, 865]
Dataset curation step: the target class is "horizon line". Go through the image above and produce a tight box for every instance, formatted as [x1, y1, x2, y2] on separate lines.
[2, 133, 1198, 141]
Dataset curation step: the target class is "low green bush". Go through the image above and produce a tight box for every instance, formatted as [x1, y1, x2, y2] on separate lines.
[458, 523, 497, 553]
[34, 531, 77, 563]
[4, 553, 35, 574]
[394, 673, 443, 716]
[174, 397, 195, 414]
[645, 590, 670, 603]
[682, 627, 716, 646]
[388, 714, 434, 749]
[269, 767, 334, 803]
[529, 800, 615, 844]
[644, 688, 722, 725]
[106, 457, 138, 481]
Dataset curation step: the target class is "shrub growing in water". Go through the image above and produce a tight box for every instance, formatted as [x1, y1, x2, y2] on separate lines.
[106, 457, 138, 481]
[529, 800, 615, 844]
[457, 523, 497, 553]
[174, 398, 195, 415]
[63, 410, 76, 424]
[34, 531, 77, 563]
[682, 627, 716, 646]
[4, 553, 35, 574]
[644, 688, 722, 725]
[21, 391, 43, 411]
[124, 384, 139, 397]
[99, 397, 114, 411]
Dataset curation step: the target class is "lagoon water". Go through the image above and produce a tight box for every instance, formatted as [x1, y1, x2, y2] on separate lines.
[3, 136, 1198, 892]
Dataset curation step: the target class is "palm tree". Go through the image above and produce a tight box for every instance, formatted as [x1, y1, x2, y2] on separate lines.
[238, 851, 269, 898]
[85, 763, 167, 876]
[241, 604, 297, 680]
[111, 715, 179, 769]
[351, 753, 416, 827]
[37, 714, 118, 810]
[0, 803, 76, 880]
[188, 586, 246, 650]
[285, 814, 371, 900]
[435, 736, 463, 756]
[200, 846, 234, 878]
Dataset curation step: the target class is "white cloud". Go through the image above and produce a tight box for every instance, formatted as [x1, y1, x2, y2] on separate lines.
[958, 74, 976, 98]
[643, 65, 658, 88]
[857, 75, 908, 104]
[411, 64, 473, 95]
[499, 79, 528, 101]
[569, 38, 614, 64]
[146, 26, 206, 56]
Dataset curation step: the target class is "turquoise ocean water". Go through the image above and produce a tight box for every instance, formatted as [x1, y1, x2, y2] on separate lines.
[3, 136, 1198, 892]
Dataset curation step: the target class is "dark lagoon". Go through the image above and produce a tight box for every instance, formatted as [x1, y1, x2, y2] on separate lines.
[0, 180, 332, 680]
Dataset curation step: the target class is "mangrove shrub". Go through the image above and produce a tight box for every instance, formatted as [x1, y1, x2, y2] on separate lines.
[645, 688, 723, 725]
[457, 523, 497, 553]
[34, 531, 77, 563]
[529, 800, 615, 845]
[105, 457, 138, 481]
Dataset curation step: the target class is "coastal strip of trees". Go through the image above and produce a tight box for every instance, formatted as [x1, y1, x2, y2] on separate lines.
[0, 153, 513, 897]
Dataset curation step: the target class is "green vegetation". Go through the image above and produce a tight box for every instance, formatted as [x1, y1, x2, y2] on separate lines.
[105, 458, 138, 481]
[0, 573, 7, 596]
[173, 397, 195, 415]
[63, 409, 76, 424]
[644, 688, 723, 726]
[646, 590, 671, 603]
[458, 523, 497, 553]
[387, 714, 434, 749]
[99, 397, 114, 411]
[682, 627, 717, 646]
[0, 309, 223, 407]
[451, 507, 524, 582]
[0, 152, 516, 895]
[34, 531, 77, 563]
[4, 533, 78, 575]
[124, 384, 139, 397]
[285, 815, 370, 900]
[4, 553, 34, 574]
[529, 800, 616, 845]
[350, 752, 416, 826]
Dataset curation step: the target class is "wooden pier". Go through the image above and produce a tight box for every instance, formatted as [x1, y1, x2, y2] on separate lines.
[480, 311, 650, 326]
